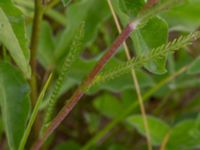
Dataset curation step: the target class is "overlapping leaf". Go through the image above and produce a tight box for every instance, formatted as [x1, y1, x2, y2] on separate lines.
[0, 62, 30, 150]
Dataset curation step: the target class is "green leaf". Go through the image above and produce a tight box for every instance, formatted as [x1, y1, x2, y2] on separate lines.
[187, 55, 200, 74]
[127, 115, 170, 145]
[168, 119, 200, 149]
[55, 0, 109, 62]
[162, 0, 200, 32]
[0, 62, 30, 150]
[131, 16, 168, 74]
[0, 1, 30, 78]
[93, 94, 124, 119]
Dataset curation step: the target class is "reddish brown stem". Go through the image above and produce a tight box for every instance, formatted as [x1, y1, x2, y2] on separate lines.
[32, 22, 137, 150]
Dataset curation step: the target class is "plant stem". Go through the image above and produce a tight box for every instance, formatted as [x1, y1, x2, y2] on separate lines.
[29, 0, 44, 144]
[19, 74, 52, 150]
[160, 131, 171, 150]
[32, 20, 139, 150]
[82, 65, 188, 150]
[107, 0, 152, 149]
[30, 0, 43, 106]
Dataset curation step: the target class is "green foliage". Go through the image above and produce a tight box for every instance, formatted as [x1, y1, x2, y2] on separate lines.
[0, 0, 200, 149]
[132, 16, 168, 74]
[93, 32, 200, 86]
[167, 118, 200, 149]
[42, 23, 85, 132]
[127, 115, 170, 145]
[19, 74, 52, 150]
[127, 115, 200, 149]
[0, 62, 30, 150]
[93, 94, 124, 119]
[0, 0, 30, 78]
[162, 0, 200, 31]
[55, 0, 109, 63]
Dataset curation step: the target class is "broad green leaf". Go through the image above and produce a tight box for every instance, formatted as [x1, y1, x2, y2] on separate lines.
[131, 17, 168, 74]
[0, 1, 30, 78]
[93, 94, 124, 119]
[127, 115, 170, 145]
[0, 62, 30, 150]
[162, 0, 200, 32]
[187, 55, 200, 74]
[55, 0, 109, 62]
[168, 119, 200, 149]
[54, 141, 81, 150]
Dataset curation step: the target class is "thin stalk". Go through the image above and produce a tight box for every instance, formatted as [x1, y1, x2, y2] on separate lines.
[107, 0, 152, 149]
[30, 0, 43, 106]
[29, 0, 44, 142]
[32, 19, 139, 150]
[19, 74, 53, 150]
[82, 65, 189, 150]
[160, 132, 171, 150]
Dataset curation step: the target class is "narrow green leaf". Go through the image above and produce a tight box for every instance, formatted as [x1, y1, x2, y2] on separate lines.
[127, 115, 170, 145]
[0, 4, 30, 78]
[0, 0, 30, 61]
[0, 62, 30, 150]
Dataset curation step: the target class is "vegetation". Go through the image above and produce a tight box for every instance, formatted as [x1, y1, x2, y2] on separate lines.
[0, 0, 200, 150]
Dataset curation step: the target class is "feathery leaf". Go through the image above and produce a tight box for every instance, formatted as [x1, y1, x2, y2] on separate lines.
[41, 22, 85, 133]
[91, 31, 200, 87]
